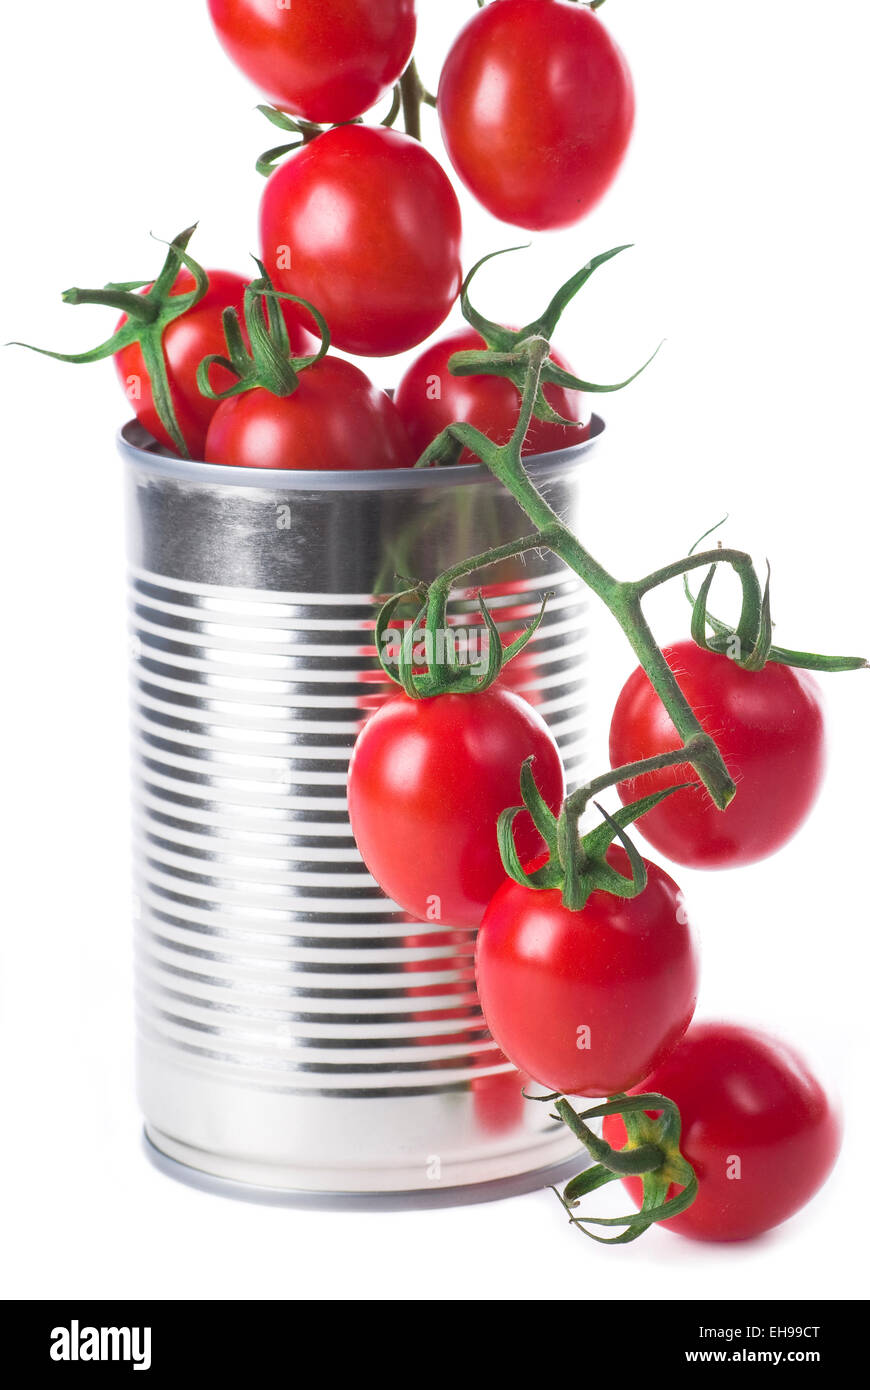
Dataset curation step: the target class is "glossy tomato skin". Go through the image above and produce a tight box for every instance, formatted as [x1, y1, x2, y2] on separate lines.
[260, 126, 463, 357]
[438, 0, 634, 230]
[203, 356, 415, 471]
[207, 0, 416, 124]
[476, 847, 697, 1097]
[348, 689, 565, 929]
[603, 1023, 842, 1242]
[394, 329, 591, 463]
[609, 641, 826, 870]
[114, 268, 312, 459]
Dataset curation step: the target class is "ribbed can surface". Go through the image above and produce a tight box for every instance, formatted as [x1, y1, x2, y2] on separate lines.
[120, 420, 600, 1195]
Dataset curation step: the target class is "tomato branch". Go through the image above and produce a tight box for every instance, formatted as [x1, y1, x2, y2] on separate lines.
[405, 322, 867, 812]
[412, 335, 738, 809]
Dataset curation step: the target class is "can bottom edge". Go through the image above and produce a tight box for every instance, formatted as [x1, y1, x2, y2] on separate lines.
[142, 1126, 588, 1212]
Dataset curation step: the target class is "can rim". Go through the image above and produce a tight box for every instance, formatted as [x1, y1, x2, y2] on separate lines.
[118, 415, 604, 492]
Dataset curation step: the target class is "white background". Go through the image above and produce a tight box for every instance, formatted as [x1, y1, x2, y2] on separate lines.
[1, 0, 868, 1301]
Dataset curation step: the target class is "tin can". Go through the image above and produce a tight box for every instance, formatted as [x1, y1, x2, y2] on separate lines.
[120, 418, 602, 1203]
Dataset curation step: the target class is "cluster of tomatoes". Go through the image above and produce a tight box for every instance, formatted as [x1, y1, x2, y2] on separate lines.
[24, 1, 630, 469]
[23, 2, 851, 1245]
[348, 640, 842, 1242]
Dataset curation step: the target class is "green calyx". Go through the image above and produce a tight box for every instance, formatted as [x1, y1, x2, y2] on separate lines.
[545, 1092, 698, 1244]
[375, 563, 553, 698]
[196, 263, 330, 403]
[10, 225, 208, 458]
[685, 519, 868, 674]
[498, 746, 703, 911]
[255, 104, 366, 176]
[255, 62, 435, 176]
[446, 244, 662, 432]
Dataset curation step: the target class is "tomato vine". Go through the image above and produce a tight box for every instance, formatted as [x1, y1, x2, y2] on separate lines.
[382, 325, 865, 818]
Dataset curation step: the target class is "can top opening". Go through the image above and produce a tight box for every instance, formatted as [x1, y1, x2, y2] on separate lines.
[118, 416, 604, 493]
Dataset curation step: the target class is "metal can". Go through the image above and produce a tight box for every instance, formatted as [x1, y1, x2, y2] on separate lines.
[120, 418, 601, 1203]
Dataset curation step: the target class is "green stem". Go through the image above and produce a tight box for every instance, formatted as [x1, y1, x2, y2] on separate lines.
[634, 547, 764, 658]
[399, 59, 424, 140]
[424, 529, 559, 636]
[61, 286, 159, 322]
[554, 1100, 662, 1175]
[380, 85, 403, 129]
[560, 737, 708, 846]
[462, 339, 736, 810]
[414, 339, 739, 811]
[568, 745, 707, 813]
[399, 58, 436, 141]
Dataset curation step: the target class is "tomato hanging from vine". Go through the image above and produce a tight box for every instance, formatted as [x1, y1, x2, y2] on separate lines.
[609, 641, 827, 869]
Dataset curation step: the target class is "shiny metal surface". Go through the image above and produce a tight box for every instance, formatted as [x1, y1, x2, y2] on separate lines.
[120, 419, 601, 1196]
[142, 1130, 588, 1211]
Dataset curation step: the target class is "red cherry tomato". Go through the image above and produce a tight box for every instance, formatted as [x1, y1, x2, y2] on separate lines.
[260, 126, 463, 357]
[348, 688, 565, 929]
[203, 356, 415, 471]
[609, 641, 826, 870]
[115, 269, 311, 458]
[476, 847, 698, 1097]
[603, 1023, 842, 1242]
[393, 328, 591, 462]
[206, 0, 416, 124]
[438, 0, 634, 230]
